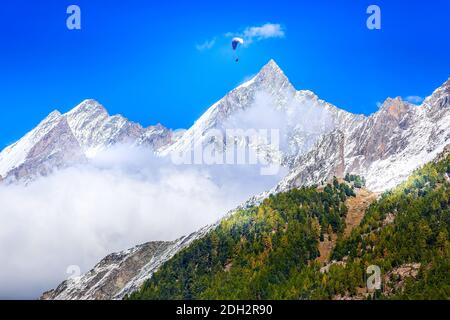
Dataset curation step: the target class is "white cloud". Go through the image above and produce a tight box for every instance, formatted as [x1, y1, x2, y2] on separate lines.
[225, 23, 285, 45]
[0, 85, 333, 300]
[197, 23, 284, 52]
[196, 38, 216, 51]
[0, 145, 283, 299]
[404, 95, 424, 104]
[221, 89, 334, 156]
[243, 23, 285, 42]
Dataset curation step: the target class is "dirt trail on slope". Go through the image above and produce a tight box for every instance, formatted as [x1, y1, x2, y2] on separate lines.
[343, 189, 378, 238]
[317, 233, 337, 264]
[317, 188, 377, 264]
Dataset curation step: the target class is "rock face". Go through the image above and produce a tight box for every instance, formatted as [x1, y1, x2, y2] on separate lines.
[163, 60, 363, 167]
[65, 100, 175, 157]
[65, 100, 144, 157]
[2, 60, 448, 189]
[278, 130, 346, 190]
[0, 60, 363, 184]
[41, 225, 214, 300]
[0, 101, 175, 182]
[163, 60, 450, 193]
[0, 111, 86, 182]
[41, 242, 173, 300]
[12, 59, 448, 300]
[383, 263, 421, 296]
[277, 79, 450, 192]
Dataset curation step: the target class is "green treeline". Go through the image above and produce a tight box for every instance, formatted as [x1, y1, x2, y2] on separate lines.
[332, 156, 450, 299]
[129, 179, 352, 299]
[129, 155, 450, 300]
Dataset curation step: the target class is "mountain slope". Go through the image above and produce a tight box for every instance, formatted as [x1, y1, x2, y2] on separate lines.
[41, 224, 216, 300]
[328, 146, 450, 299]
[277, 78, 450, 193]
[129, 178, 355, 300]
[2, 61, 448, 189]
[39, 62, 450, 300]
[41, 241, 174, 300]
[129, 147, 450, 300]
[0, 111, 86, 181]
[163, 60, 364, 166]
[0, 100, 175, 181]
[0, 60, 365, 183]
[65, 100, 174, 157]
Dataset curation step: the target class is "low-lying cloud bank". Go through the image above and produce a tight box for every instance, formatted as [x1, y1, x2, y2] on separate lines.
[0, 146, 284, 299]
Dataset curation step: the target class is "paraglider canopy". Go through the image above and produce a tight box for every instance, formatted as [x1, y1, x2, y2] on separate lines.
[232, 38, 244, 62]
[231, 37, 244, 50]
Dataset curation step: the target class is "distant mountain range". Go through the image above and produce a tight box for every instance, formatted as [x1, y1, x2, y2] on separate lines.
[0, 100, 175, 182]
[0, 60, 447, 299]
[2, 60, 448, 191]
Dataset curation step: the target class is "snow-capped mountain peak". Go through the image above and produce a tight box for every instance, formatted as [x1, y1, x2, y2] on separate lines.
[377, 97, 413, 122]
[276, 77, 450, 193]
[0, 110, 65, 178]
[263, 58, 281, 70]
[67, 99, 163, 158]
[164, 59, 361, 164]
[44, 110, 63, 121]
[32, 61, 450, 300]
[0, 100, 175, 181]
[423, 77, 450, 110]
[0, 110, 85, 181]
[67, 99, 108, 117]
[1, 62, 449, 193]
[254, 59, 290, 85]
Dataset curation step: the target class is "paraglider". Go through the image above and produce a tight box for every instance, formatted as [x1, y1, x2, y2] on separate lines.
[231, 37, 244, 62]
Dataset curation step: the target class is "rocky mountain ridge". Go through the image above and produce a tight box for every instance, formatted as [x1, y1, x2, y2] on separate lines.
[0, 100, 174, 182]
[2, 60, 447, 299]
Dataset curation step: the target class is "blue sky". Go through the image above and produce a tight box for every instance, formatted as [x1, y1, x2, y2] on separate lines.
[0, 0, 449, 149]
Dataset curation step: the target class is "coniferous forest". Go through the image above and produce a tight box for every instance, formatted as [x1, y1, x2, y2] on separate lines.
[129, 154, 450, 300]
